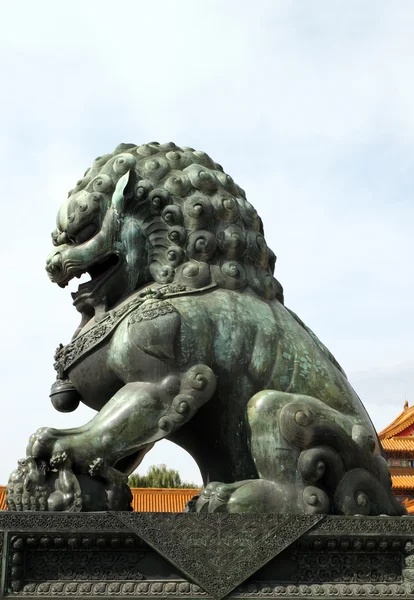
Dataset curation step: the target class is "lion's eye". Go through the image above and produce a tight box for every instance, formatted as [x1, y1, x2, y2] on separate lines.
[74, 223, 97, 244]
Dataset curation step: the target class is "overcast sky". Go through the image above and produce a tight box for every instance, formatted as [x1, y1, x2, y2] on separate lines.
[0, 1, 413, 486]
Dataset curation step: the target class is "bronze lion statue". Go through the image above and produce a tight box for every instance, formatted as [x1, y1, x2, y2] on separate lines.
[7, 142, 404, 515]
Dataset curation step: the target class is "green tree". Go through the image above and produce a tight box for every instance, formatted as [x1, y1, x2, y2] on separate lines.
[128, 464, 199, 489]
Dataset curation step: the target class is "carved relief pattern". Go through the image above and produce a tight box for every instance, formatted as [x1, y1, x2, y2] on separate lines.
[53, 283, 191, 376]
[26, 550, 145, 581]
[2, 514, 414, 598]
[15, 580, 207, 597]
[403, 540, 414, 583]
[54, 296, 145, 376]
[297, 552, 401, 583]
[128, 299, 176, 324]
[234, 581, 414, 597]
[9, 580, 414, 598]
[7, 534, 148, 594]
[309, 515, 414, 536]
[0, 512, 129, 531]
[114, 512, 324, 599]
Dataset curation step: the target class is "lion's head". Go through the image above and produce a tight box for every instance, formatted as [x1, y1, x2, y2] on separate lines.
[46, 142, 283, 326]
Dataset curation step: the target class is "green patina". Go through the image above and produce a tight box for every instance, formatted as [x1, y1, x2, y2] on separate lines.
[6, 142, 404, 515]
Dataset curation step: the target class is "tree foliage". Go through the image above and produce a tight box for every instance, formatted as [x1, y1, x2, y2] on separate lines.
[128, 464, 199, 489]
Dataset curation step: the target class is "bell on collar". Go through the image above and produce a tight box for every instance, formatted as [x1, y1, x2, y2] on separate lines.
[49, 379, 81, 413]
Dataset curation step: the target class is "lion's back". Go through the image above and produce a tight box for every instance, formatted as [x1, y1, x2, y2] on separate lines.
[171, 289, 364, 419]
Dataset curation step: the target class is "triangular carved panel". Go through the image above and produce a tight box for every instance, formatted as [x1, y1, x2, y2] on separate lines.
[114, 513, 324, 599]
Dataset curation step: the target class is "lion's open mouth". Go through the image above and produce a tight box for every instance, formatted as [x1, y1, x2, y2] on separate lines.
[70, 254, 120, 301]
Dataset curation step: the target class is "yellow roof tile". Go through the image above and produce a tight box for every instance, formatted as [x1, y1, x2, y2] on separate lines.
[391, 475, 414, 490]
[381, 438, 414, 452]
[130, 488, 200, 512]
[379, 402, 414, 439]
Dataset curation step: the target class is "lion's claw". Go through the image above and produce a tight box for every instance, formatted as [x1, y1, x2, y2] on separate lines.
[50, 451, 69, 468]
[89, 457, 105, 477]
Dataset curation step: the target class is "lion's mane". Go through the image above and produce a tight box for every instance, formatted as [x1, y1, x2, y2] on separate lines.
[65, 142, 283, 302]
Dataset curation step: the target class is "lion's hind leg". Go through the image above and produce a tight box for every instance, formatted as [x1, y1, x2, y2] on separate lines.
[193, 390, 404, 515]
[246, 390, 405, 516]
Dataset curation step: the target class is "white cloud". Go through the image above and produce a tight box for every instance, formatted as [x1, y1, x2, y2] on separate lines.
[351, 361, 414, 433]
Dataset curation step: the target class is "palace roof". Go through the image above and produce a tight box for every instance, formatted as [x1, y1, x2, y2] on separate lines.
[130, 487, 199, 512]
[379, 400, 414, 442]
[381, 438, 414, 452]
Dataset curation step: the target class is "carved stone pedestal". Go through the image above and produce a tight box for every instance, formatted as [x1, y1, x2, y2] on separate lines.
[0, 512, 413, 599]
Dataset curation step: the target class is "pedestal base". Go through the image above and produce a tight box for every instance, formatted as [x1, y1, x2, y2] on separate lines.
[0, 512, 413, 599]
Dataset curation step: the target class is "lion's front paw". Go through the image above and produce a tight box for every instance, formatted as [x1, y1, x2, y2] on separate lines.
[27, 427, 61, 459]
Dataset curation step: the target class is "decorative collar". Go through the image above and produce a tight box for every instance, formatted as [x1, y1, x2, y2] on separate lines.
[53, 282, 216, 378]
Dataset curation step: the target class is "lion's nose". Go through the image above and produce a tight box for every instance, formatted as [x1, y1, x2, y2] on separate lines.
[46, 253, 63, 278]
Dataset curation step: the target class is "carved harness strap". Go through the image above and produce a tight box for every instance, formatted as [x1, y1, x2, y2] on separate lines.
[54, 283, 216, 378]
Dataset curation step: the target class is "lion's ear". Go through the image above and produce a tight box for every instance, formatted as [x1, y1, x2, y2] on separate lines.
[111, 170, 136, 214]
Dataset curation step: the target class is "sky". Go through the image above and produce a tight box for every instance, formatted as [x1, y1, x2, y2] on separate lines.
[0, 1, 413, 486]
